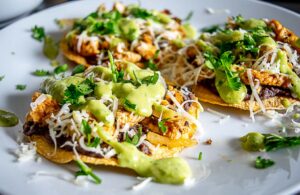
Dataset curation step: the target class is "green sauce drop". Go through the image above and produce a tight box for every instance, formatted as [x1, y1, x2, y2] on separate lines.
[97, 128, 192, 184]
[0, 109, 19, 127]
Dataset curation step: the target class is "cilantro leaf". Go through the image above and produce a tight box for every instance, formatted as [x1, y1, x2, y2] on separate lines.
[202, 25, 222, 33]
[255, 156, 275, 169]
[125, 126, 142, 145]
[183, 11, 193, 22]
[81, 120, 92, 144]
[0, 75, 4, 81]
[130, 7, 153, 19]
[16, 84, 26, 91]
[75, 160, 101, 184]
[124, 99, 136, 110]
[62, 78, 95, 105]
[32, 69, 51, 76]
[198, 152, 203, 160]
[72, 64, 86, 75]
[31, 25, 45, 41]
[146, 60, 158, 71]
[141, 72, 159, 85]
[54, 64, 68, 74]
[158, 118, 168, 134]
[87, 137, 101, 148]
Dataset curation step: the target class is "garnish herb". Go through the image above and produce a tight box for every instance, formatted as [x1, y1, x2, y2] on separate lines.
[241, 132, 300, 152]
[31, 25, 45, 41]
[75, 160, 101, 184]
[72, 64, 86, 75]
[54, 64, 68, 74]
[198, 152, 203, 160]
[16, 84, 26, 91]
[125, 126, 142, 145]
[158, 118, 168, 134]
[141, 72, 159, 85]
[124, 99, 136, 110]
[88, 137, 101, 148]
[63, 78, 95, 105]
[183, 11, 193, 22]
[130, 7, 153, 19]
[81, 120, 92, 145]
[201, 25, 221, 33]
[204, 51, 241, 90]
[255, 156, 275, 169]
[108, 51, 121, 83]
[146, 60, 158, 71]
[0, 75, 4, 81]
[32, 69, 51, 76]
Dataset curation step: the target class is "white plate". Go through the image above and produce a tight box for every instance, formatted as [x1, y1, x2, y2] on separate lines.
[0, 0, 300, 194]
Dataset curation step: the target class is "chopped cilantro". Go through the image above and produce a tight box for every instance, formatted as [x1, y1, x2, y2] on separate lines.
[255, 156, 275, 169]
[0, 75, 4, 81]
[146, 60, 158, 71]
[201, 25, 222, 33]
[54, 64, 68, 74]
[63, 78, 95, 105]
[72, 64, 86, 75]
[125, 127, 142, 145]
[158, 118, 168, 134]
[16, 84, 26, 91]
[198, 152, 203, 160]
[81, 120, 92, 145]
[130, 7, 153, 19]
[124, 99, 136, 110]
[88, 137, 101, 148]
[141, 72, 159, 85]
[204, 51, 241, 90]
[184, 11, 193, 21]
[32, 69, 51, 76]
[31, 25, 45, 41]
[75, 160, 101, 184]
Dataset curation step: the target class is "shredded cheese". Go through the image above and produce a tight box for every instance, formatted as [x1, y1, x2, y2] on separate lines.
[132, 177, 153, 191]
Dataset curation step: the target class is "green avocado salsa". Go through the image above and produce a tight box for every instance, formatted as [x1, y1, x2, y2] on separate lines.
[41, 62, 165, 122]
[97, 127, 192, 184]
[0, 109, 19, 127]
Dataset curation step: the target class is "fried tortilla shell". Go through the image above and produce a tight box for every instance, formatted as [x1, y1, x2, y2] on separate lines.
[29, 134, 181, 166]
[60, 39, 90, 67]
[193, 85, 298, 111]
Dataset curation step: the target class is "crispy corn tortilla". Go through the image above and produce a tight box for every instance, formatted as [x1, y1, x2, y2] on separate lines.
[60, 39, 91, 67]
[193, 85, 298, 111]
[29, 134, 182, 166]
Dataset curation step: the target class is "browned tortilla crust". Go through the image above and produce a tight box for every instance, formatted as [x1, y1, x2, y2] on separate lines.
[193, 85, 298, 111]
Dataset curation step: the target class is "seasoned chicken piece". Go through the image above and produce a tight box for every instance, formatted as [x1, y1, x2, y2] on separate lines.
[69, 35, 100, 57]
[26, 92, 60, 124]
[115, 109, 145, 128]
[135, 42, 157, 60]
[142, 86, 199, 140]
[269, 20, 300, 52]
[233, 66, 291, 88]
[114, 51, 142, 63]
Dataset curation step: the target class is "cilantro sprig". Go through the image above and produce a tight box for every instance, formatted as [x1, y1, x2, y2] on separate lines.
[125, 127, 142, 145]
[32, 69, 51, 76]
[204, 51, 242, 90]
[63, 78, 95, 105]
[255, 156, 275, 169]
[81, 120, 92, 145]
[16, 84, 26, 91]
[124, 99, 136, 110]
[158, 118, 169, 134]
[72, 64, 86, 75]
[54, 64, 68, 74]
[0, 75, 4, 81]
[31, 26, 45, 42]
[75, 160, 101, 184]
